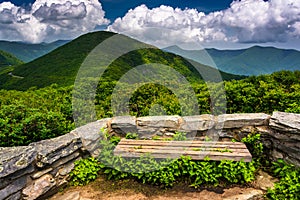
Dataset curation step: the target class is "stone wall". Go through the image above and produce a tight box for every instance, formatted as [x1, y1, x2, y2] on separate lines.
[0, 112, 299, 200]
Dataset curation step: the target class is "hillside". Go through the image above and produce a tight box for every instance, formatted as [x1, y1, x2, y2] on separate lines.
[0, 50, 23, 76]
[164, 45, 300, 75]
[0, 50, 23, 67]
[0, 40, 69, 62]
[0, 31, 243, 91]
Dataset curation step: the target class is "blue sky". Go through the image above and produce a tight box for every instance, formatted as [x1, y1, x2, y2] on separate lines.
[0, 0, 300, 50]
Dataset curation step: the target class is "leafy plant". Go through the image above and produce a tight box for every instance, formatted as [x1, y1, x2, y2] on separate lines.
[173, 131, 187, 141]
[69, 157, 101, 186]
[218, 160, 256, 184]
[204, 136, 213, 141]
[192, 148, 202, 151]
[109, 135, 121, 146]
[97, 133, 257, 189]
[134, 145, 143, 149]
[152, 135, 161, 140]
[125, 132, 139, 139]
[213, 147, 233, 153]
[0, 85, 74, 147]
[241, 133, 264, 167]
[266, 159, 300, 200]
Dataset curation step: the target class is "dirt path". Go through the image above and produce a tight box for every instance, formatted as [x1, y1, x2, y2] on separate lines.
[49, 175, 266, 200]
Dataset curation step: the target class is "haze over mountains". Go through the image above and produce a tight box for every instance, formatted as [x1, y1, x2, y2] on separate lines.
[164, 45, 300, 76]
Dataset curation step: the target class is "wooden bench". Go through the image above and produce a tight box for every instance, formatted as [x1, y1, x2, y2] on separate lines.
[114, 139, 252, 162]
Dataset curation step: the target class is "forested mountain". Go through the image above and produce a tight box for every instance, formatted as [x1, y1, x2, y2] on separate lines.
[0, 31, 243, 91]
[164, 45, 300, 75]
[0, 40, 69, 62]
[0, 50, 23, 67]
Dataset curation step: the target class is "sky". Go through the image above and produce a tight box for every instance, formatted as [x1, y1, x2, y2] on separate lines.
[0, 0, 300, 50]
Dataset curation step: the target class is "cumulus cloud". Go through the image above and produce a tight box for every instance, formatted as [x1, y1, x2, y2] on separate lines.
[108, 0, 300, 47]
[0, 0, 109, 43]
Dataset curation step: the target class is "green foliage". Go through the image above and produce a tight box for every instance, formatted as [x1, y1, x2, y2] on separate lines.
[96, 135, 257, 188]
[0, 84, 74, 147]
[2, 70, 300, 147]
[218, 160, 256, 184]
[69, 157, 101, 186]
[241, 133, 264, 157]
[109, 136, 121, 146]
[70, 130, 257, 188]
[225, 71, 300, 114]
[94, 70, 300, 118]
[0, 50, 23, 67]
[213, 148, 233, 153]
[152, 135, 162, 140]
[266, 159, 300, 200]
[125, 132, 139, 139]
[241, 133, 264, 167]
[172, 131, 187, 141]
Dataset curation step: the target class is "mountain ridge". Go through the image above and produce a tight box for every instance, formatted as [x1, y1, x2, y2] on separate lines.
[0, 31, 244, 90]
[0, 50, 23, 67]
[164, 45, 300, 75]
[0, 40, 69, 62]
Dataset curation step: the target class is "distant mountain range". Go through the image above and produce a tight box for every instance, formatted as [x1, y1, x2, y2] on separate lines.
[164, 45, 300, 76]
[0, 40, 69, 62]
[0, 31, 243, 90]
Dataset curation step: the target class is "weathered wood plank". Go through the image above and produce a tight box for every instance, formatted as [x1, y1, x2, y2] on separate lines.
[114, 139, 252, 162]
[114, 151, 252, 162]
[116, 143, 247, 149]
[118, 139, 246, 146]
[114, 148, 251, 156]
[114, 145, 250, 152]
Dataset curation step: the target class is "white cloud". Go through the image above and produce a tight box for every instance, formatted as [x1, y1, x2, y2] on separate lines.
[108, 0, 300, 47]
[0, 0, 109, 43]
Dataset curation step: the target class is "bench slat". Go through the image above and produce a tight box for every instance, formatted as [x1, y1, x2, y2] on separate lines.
[114, 145, 250, 153]
[118, 139, 246, 146]
[116, 143, 248, 149]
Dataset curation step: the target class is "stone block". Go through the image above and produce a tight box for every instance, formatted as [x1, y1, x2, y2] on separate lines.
[72, 119, 110, 156]
[30, 132, 82, 168]
[215, 113, 270, 129]
[31, 168, 53, 180]
[111, 116, 137, 135]
[270, 112, 300, 133]
[0, 176, 27, 199]
[51, 152, 80, 169]
[180, 115, 214, 131]
[57, 162, 75, 177]
[137, 116, 181, 129]
[22, 174, 56, 200]
[5, 191, 21, 200]
[271, 149, 284, 160]
[0, 146, 36, 178]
